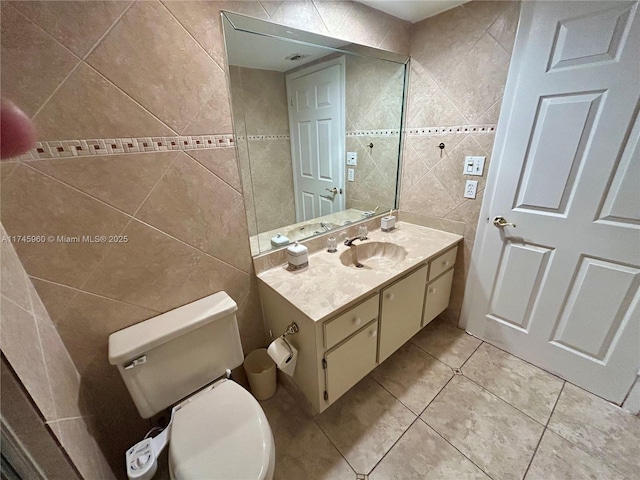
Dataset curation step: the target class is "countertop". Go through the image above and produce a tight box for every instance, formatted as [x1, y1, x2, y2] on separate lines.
[257, 222, 463, 322]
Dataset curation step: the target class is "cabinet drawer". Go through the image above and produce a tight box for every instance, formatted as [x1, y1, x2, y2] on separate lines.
[324, 294, 379, 349]
[429, 246, 458, 281]
[423, 268, 455, 326]
[325, 320, 378, 405]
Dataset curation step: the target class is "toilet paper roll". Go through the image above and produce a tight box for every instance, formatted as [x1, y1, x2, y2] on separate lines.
[267, 337, 298, 377]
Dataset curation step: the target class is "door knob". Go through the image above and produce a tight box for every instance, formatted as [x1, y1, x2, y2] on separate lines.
[326, 187, 339, 194]
[493, 216, 516, 228]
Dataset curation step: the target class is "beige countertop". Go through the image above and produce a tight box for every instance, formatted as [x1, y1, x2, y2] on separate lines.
[257, 221, 463, 322]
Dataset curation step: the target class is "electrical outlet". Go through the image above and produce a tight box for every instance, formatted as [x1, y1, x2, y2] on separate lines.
[464, 180, 478, 199]
[464, 156, 485, 176]
[346, 152, 357, 166]
[347, 168, 355, 182]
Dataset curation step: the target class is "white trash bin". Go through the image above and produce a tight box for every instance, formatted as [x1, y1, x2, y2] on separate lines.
[244, 348, 276, 400]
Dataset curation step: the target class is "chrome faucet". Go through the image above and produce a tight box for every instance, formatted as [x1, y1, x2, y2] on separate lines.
[344, 236, 364, 247]
[344, 236, 365, 268]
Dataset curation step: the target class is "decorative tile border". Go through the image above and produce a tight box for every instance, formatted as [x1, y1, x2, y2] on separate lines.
[13, 124, 497, 162]
[15, 134, 235, 161]
[347, 129, 401, 137]
[239, 134, 290, 141]
[240, 125, 496, 139]
[239, 124, 497, 142]
[405, 124, 497, 135]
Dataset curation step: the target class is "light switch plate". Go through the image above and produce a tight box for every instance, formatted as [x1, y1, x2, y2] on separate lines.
[464, 180, 478, 199]
[464, 157, 475, 175]
[346, 152, 357, 166]
[464, 156, 485, 176]
[347, 168, 355, 182]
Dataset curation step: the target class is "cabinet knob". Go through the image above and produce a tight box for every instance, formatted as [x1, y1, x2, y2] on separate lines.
[354, 317, 362, 326]
[370, 329, 377, 337]
[443, 260, 450, 267]
[429, 287, 436, 294]
[386, 293, 394, 301]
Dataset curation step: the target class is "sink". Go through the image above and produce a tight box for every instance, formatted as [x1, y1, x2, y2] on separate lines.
[287, 223, 339, 241]
[339, 242, 407, 269]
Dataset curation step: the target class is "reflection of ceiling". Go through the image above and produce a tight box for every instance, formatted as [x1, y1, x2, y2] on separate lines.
[358, 0, 470, 23]
[225, 18, 344, 72]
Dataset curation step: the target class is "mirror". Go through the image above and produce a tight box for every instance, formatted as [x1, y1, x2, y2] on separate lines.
[222, 12, 409, 255]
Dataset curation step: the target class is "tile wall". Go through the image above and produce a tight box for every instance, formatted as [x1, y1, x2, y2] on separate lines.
[230, 66, 296, 234]
[345, 55, 404, 212]
[0, 1, 410, 477]
[1, 224, 115, 479]
[1, 357, 82, 480]
[399, 0, 521, 324]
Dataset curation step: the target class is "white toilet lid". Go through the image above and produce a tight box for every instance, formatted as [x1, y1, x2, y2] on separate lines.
[169, 380, 273, 480]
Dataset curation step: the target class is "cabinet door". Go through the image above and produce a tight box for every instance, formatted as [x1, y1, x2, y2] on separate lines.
[325, 321, 378, 405]
[379, 265, 428, 362]
[423, 268, 454, 326]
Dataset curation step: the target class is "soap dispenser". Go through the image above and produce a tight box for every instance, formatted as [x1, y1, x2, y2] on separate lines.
[286, 242, 308, 270]
[271, 233, 290, 248]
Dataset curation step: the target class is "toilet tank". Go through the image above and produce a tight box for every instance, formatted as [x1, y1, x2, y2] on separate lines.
[108, 292, 244, 418]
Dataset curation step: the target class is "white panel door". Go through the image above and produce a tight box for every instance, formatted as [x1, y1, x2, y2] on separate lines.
[463, 1, 640, 404]
[288, 60, 345, 222]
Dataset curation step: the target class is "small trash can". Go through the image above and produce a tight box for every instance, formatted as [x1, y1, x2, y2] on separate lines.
[244, 348, 276, 400]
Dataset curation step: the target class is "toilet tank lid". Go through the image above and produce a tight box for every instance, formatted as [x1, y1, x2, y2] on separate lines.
[108, 292, 237, 365]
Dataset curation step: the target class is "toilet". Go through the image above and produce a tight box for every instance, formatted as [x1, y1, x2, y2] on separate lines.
[108, 292, 275, 480]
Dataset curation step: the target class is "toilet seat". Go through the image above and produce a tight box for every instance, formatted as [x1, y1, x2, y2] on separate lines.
[169, 380, 275, 480]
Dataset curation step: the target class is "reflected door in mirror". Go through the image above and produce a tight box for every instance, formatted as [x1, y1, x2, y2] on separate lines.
[288, 60, 345, 222]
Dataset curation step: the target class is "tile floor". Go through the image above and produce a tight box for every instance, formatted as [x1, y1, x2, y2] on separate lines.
[261, 318, 640, 480]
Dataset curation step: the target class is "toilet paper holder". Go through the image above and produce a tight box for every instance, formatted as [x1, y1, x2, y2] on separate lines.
[274, 322, 299, 360]
[282, 322, 299, 337]
[270, 322, 299, 340]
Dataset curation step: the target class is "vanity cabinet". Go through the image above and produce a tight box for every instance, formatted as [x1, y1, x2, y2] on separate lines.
[379, 265, 428, 362]
[423, 247, 457, 326]
[257, 223, 461, 415]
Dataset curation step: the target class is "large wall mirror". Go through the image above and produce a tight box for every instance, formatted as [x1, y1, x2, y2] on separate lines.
[222, 12, 409, 255]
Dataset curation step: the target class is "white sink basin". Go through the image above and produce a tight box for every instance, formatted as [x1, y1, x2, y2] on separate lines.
[340, 241, 407, 269]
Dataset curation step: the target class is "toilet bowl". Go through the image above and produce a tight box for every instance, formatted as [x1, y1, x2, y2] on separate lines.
[169, 380, 275, 480]
[108, 292, 274, 480]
